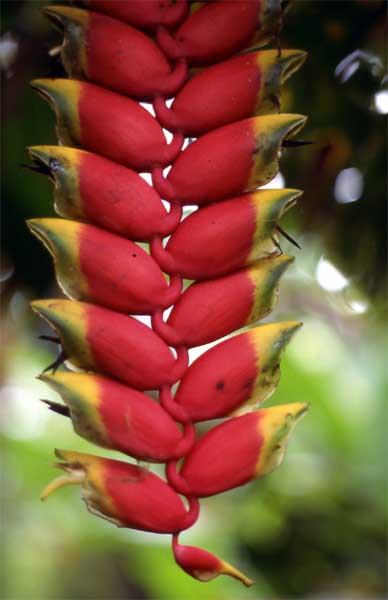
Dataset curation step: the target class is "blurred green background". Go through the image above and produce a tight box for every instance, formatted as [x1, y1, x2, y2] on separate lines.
[1, 1, 387, 598]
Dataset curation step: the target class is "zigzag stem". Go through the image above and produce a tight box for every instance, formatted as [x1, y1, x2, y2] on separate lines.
[150, 232, 201, 545]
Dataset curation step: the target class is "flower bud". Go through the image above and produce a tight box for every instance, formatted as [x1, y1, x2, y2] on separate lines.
[157, 0, 284, 66]
[26, 146, 181, 240]
[151, 189, 301, 279]
[39, 371, 191, 462]
[154, 49, 307, 136]
[165, 255, 294, 347]
[84, 0, 188, 32]
[45, 6, 187, 100]
[41, 450, 193, 533]
[27, 218, 180, 313]
[172, 537, 254, 586]
[180, 403, 309, 497]
[152, 114, 307, 204]
[174, 321, 302, 422]
[30, 78, 183, 170]
[31, 299, 186, 389]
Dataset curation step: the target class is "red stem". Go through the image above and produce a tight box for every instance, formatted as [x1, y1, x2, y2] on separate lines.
[152, 310, 182, 346]
[163, 274, 183, 307]
[152, 167, 176, 201]
[153, 96, 181, 133]
[156, 26, 183, 60]
[150, 236, 175, 273]
[174, 421, 196, 458]
[160, 385, 189, 423]
[160, 201, 182, 236]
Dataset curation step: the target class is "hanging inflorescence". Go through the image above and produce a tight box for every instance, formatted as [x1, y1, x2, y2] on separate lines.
[28, 0, 309, 586]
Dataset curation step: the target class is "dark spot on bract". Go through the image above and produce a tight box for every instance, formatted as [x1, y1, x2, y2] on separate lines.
[216, 380, 224, 391]
[243, 377, 254, 389]
[132, 254, 137, 258]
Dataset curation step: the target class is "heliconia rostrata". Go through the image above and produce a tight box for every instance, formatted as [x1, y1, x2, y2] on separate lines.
[29, 0, 309, 586]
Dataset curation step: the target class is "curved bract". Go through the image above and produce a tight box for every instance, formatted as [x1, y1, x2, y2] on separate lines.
[174, 322, 302, 421]
[151, 189, 301, 279]
[180, 403, 309, 496]
[154, 49, 306, 135]
[156, 0, 284, 65]
[164, 254, 294, 347]
[84, 0, 189, 32]
[27, 146, 182, 240]
[152, 114, 307, 204]
[39, 372, 188, 462]
[42, 450, 192, 533]
[28, 218, 180, 313]
[31, 78, 183, 170]
[31, 299, 185, 389]
[45, 6, 188, 100]
[31, 0, 309, 587]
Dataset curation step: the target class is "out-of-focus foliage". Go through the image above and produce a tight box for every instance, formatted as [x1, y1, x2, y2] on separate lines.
[1, 1, 387, 599]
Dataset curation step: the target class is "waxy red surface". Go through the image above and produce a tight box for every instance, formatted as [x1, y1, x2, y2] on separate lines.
[174, 332, 258, 421]
[96, 375, 184, 461]
[154, 52, 264, 136]
[152, 119, 262, 204]
[77, 81, 182, 170]
[167, 270, 254, 348]
[87, 0, 188, 32]
[173, 539, 223, 579]
[181, 412, 264, 496]
[157, 0, 261, 65]
[78, 152, 181, 240]
[155, 195, 258, 279]
[84, 10, 187, 99]
[102, 458, 189, 533]
[78, 223, 179, 313]
[84, 303, 184, 389]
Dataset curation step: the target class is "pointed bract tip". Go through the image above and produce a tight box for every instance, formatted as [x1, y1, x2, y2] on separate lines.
[249, 320, 302, 368]
[279, 50, 308, 82]
[43, 4, 88, 27]
[41, 470, 84, 501]
[254, 401, 310, 477]
[30, 78, 79, 107]
[27, 145, 84, 170]
[219, 560, 254, 587]
[259, 113, 308, 143]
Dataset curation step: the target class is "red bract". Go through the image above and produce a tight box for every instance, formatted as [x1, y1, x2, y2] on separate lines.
[84, 0, 189, 32]
[31, 0, 309, 587]
[42, 450, 197, 533]
[40, 372, 193, 462]
[172, 536, 254, 586]
[27, 146, 181, 240]
[173, 322, 302, 421]
[31, 299, 187, 389]
[28, 218, 181, 313]
[156, 0, 283, 65]
[154, 49, 306, 136]
[151, 189, 301, 279]
[154, 255, 294, 348]
[152, 114, 307, 204]
[45, 6, 188, 100]
[180, 404, 309, 497]
[31, 79, 183, 170]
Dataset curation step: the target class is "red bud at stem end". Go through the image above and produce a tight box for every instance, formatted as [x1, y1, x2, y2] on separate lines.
[172, 535, 254, 587]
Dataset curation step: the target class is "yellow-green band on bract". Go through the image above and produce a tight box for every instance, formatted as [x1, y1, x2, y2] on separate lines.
[255, 402, 310, 475]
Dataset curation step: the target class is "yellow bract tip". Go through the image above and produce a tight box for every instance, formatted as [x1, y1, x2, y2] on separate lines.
[41, 471, 84, 501]
[43, 5, 89, 28]
[257, 113, 308, 142]
[220, 560, 254, 587]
